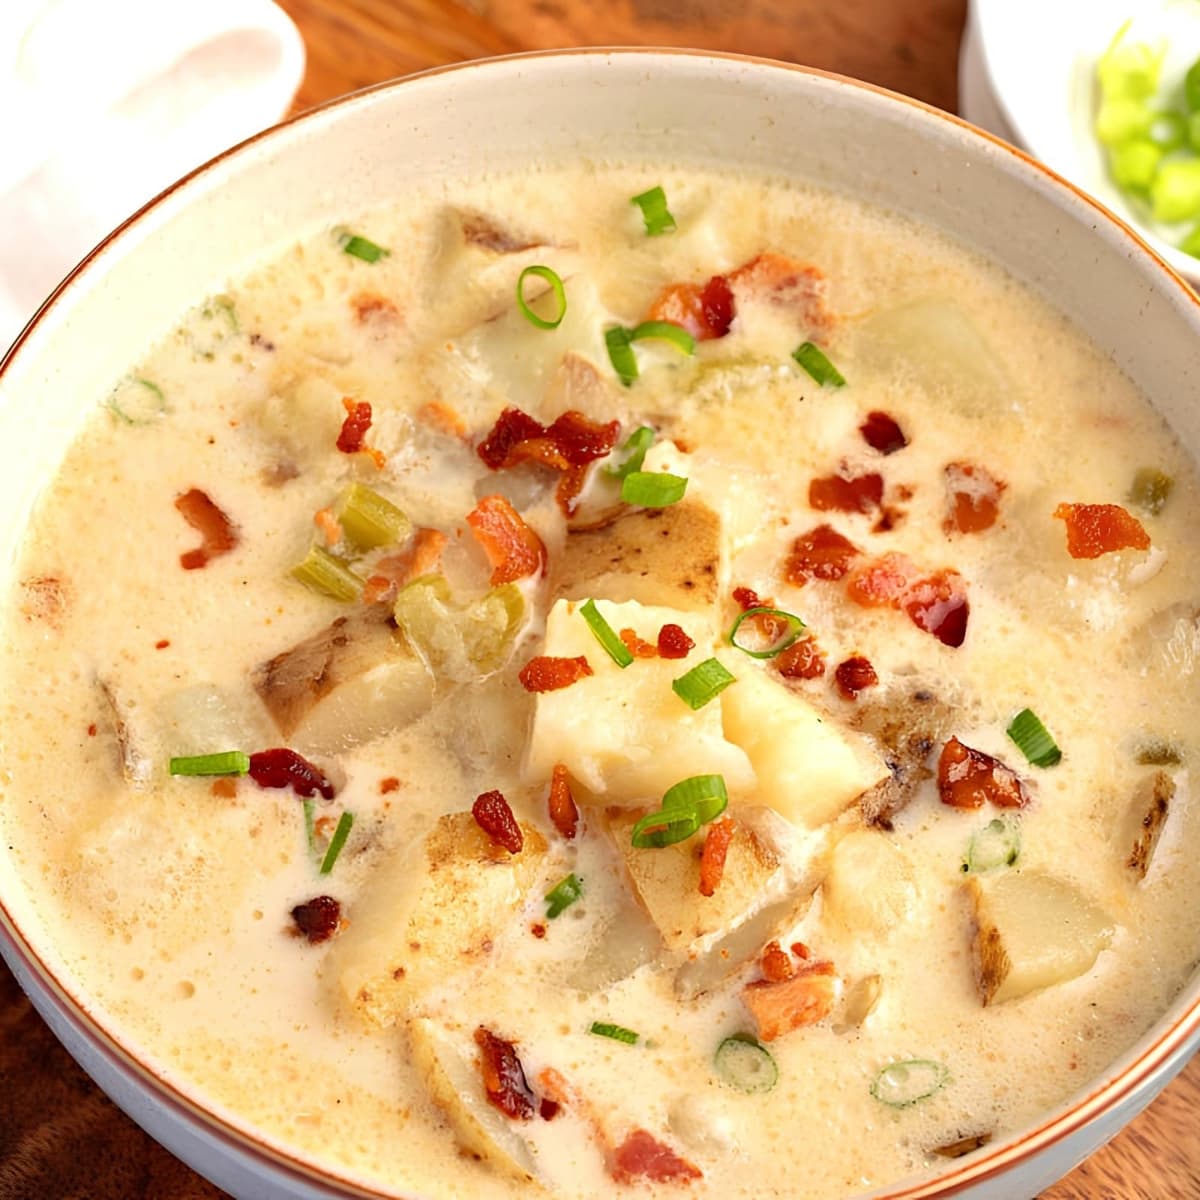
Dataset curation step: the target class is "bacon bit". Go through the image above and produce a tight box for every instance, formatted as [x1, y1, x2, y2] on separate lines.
[539, 1098, 561, 1121]
[847, 553, 918, 607]
[519, 655, 593, 693]
[537, 1067, 574, 1108]
[783, 523, 861, 585]
[379, 776, 401, 794]
[418, 400, 468, 439]
[732, 585, 765, 610]
[351, 291, 400, 327]
[211, 777, 237, 799]
[859, 410, 909, 455]
[728, 253, 829, 330]
[474, 1026, 536, 1120]
[944, 462, 1006, 534]
[314, 814, 337, 840]
[548, 763, 580, 840]
[154, 639, 170, 650]
[467, 495, 547, 585]
[176, 488, 239, 570]
[314, 507, 342, 547]
[290, 895, 343, 944]
[647, 275, 735, 341]
[531, 923, 547, 940]
[903, 571, 970, 648]
[477, 407, 547, 469]
[657, 623, 695, 659]
[336, 397, 375, 456]
[938, 737, 1030, 810]
[609, 1129, 702, 1185]
[86, 723, 98, 737]
[834, 655, 878, 700]
[791, 941, 811, 960]
[472, 790, 524, 854]
[366, 527, 449, 603]
[760, 939, 795, 983]
[728, 585, 790, 643]
[247, 748, 336, 800]
[1053, 502, 1150, 559]
[361, 575, 393, 606]
[20, 575, 69, 626]
[698, 817, 735, 898]
[742, 961, 839, 1042]
[619, 628, 659, 658]
[809, 470, 885, 515]
[775, 634, 826, 679]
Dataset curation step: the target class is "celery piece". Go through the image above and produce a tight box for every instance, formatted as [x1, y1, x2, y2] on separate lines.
[463, 584, 525, 672]
[1128, 466, 1174, 515]
[336, 483, 411, 553]
[1109, 140, 1162, 192]
[1148, 111, 1187, 152]
[1097, 25, 1165, 102]
[291, 545, 364, 601]
[1095, 98, 1151, 146]
[1152, 159, 1200, 223]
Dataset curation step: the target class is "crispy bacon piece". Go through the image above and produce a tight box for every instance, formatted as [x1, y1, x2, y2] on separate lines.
[176, 488, 238, 570]
[809, 470, 885, 515]
[783, 523, 861, 585]
[467, 495, 547, 585]
[477, 407, 546, 468]
[336, 398, 374, 455]
[729, 252, 829, 330]
[834, 655, 878, 700]
[379, 777, 401, 794]
[945, 462, 1005, 534]
[859, 410, 908, 455]
[519, 655, 593, 693]
[609, 1130, 702, 1185]
[791, 941, 811, 960]
[775, 634, 826, 679]
[647, 274, 735, 341]
[472, 789, 524, 853]
[698, 817, 735, 898]
[937, 737, 1029, 810]
[743, 961, 838, 1042]
[760, 939, 795, 983]
[619, 628, 659, 659]
[290, 895, 342, 944]
[248, 749, 336, 800]
[474, 1026, 536, 1120]
[847, 552, 918, 607]
[362, 527, 448, 604]
[351, 292, 400, 327]
[1053, 502, 1150, 559]
[657, 623, 695, 659]
[730, 585, 790, 643]
[548, 763, 579, 840]
[903, 571, 970, 648]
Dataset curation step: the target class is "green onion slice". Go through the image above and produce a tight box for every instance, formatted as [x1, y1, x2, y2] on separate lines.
[605, 425, 655, 479]
[727, 606, 806, 659]
[169, 750, 250, 777]
[662, 774, 728, 825]
[630, 320, 696, 355]
[303, 798, 317, 852]
[792, 341, 846, 387]
[319, 811, 354, 875]
[337, 229, 389, 263]
[630, 806, 702, 849]
[291, 545, 364, 602]
[714, 1033, 778, 1093]
[1006, 708, 1062, 768]
[871, 1059, 949, 1109]
[580, 598, 634, 668]
[620, 470, 688, 508]
[336, 483, 411, 553]
[107, 377, 167, 425]
[1128, 467, 1174, 516]
[545, 873, 583, 919]
[631, 185, 677, 236]
[605, 326, 639, 386]
[590, 1021, 640, 1044]
[516, 265, 568, 330]
[672, 657, 735, 710]
[965, 817, 1021, 874]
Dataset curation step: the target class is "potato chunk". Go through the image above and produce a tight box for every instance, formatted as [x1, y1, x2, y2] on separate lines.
[967, 872, 1114, 1006]
[330, 813, 547, 1026]
[524, 598, 754, 798]
[722, 665, 887, 827]
[1124, 769, 1175, 880]
[822, 830, 918, 937]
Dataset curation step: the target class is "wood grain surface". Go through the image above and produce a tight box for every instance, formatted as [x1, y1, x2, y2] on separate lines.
[1, 1, 1197, 1198]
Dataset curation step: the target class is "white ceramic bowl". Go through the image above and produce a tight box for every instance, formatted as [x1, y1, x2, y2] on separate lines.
[2, 49, 1200, 1200]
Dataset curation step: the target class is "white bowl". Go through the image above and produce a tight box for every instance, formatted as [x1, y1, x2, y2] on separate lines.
[2, 48, 1200, 1200]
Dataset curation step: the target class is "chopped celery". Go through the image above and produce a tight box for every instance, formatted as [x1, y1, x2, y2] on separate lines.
[1109, 140, 1162, 191]
[1148, 111, 1187, 152]
[336, 483, 411, 552]
[1128, 466, 1174, 515]
[1151, 159, 1200, 223]
[1097, 25, 1165, 102]
[1095, 98, 1152, 146]
[291, 545, 364, 601]
[965, 817, 1021, 873]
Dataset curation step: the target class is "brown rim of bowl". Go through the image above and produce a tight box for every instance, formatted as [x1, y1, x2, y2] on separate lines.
[2, 46, 1200, 1200]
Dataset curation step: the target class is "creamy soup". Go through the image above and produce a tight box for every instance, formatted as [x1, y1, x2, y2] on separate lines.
[3, 164, 1200, 1199]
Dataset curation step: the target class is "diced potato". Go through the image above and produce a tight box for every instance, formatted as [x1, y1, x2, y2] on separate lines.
[832, 974, 883, 1034]
[566, 896, 663, 992]
[722, 666, 888, 828]
[523, 598, 754, 798]
[254, 374, 345, 458]
[330, 813, 548, 1026]
[408, 1017, 547, 1186]
[967, 872, 1114, 1006]
[253, 606, 433, 753]
[1124, 769, 1176, 880]
[551, 500, 721, 614]
[821, 830, 918, 938]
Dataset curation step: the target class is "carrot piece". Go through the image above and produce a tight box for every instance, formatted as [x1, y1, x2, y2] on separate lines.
[742, 962, 838, 1041]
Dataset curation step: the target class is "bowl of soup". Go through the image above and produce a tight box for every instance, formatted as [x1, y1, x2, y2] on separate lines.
[2, 49, 1199, 1200]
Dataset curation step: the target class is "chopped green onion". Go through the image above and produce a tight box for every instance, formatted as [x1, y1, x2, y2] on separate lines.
[662, 774, 728, 825]
[1006, 708, 1062, 768]
[630, 320, 696, 356]
[727, 606, 806, 659]
[630, 806, 701, 849]
[337, 230, 389, 263]
[792, 342, 846, 387]
[631, 185, 677, 236]
[965, 817, 1021, 874]
[580, 598, 634, 668]
[169, 750, 250, 777]
[605, 425, 655, 479]
[319, 811, 354, 875]
[1135, 739, 1181, 766]
[604, 320, 694, 386]
[302, 798, 317, 852]
[714, 1034, 778, 1093]
[1151, 159, 1200, 223]
[620, 470, 688, 508]
[336, 483, 411, 552]
[545, 873, 583, 918]
[1097, 23, 1164, 102]
[516, 265, 568, 330]
[871, 1059, 949, 1108]
[1148, 111, 1187, 152]
[1128, 467, 1174, 515]
[291, 545, 364, 602]
[672, 657, 736, 710]
[605, 326, 639, 386]
[106, 376, 167, 424]
[1108, 140, 1162, 192]
[189, 297, 239, 358]
[590, 1021, 640, 1044]
[1095, 97, 1152, 145]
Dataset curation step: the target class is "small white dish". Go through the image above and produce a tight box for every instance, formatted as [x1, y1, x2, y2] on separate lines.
[972, 0, 1200, 286]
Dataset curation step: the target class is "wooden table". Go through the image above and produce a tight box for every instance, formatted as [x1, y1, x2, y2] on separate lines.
[1, 2, 1197, 1197]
